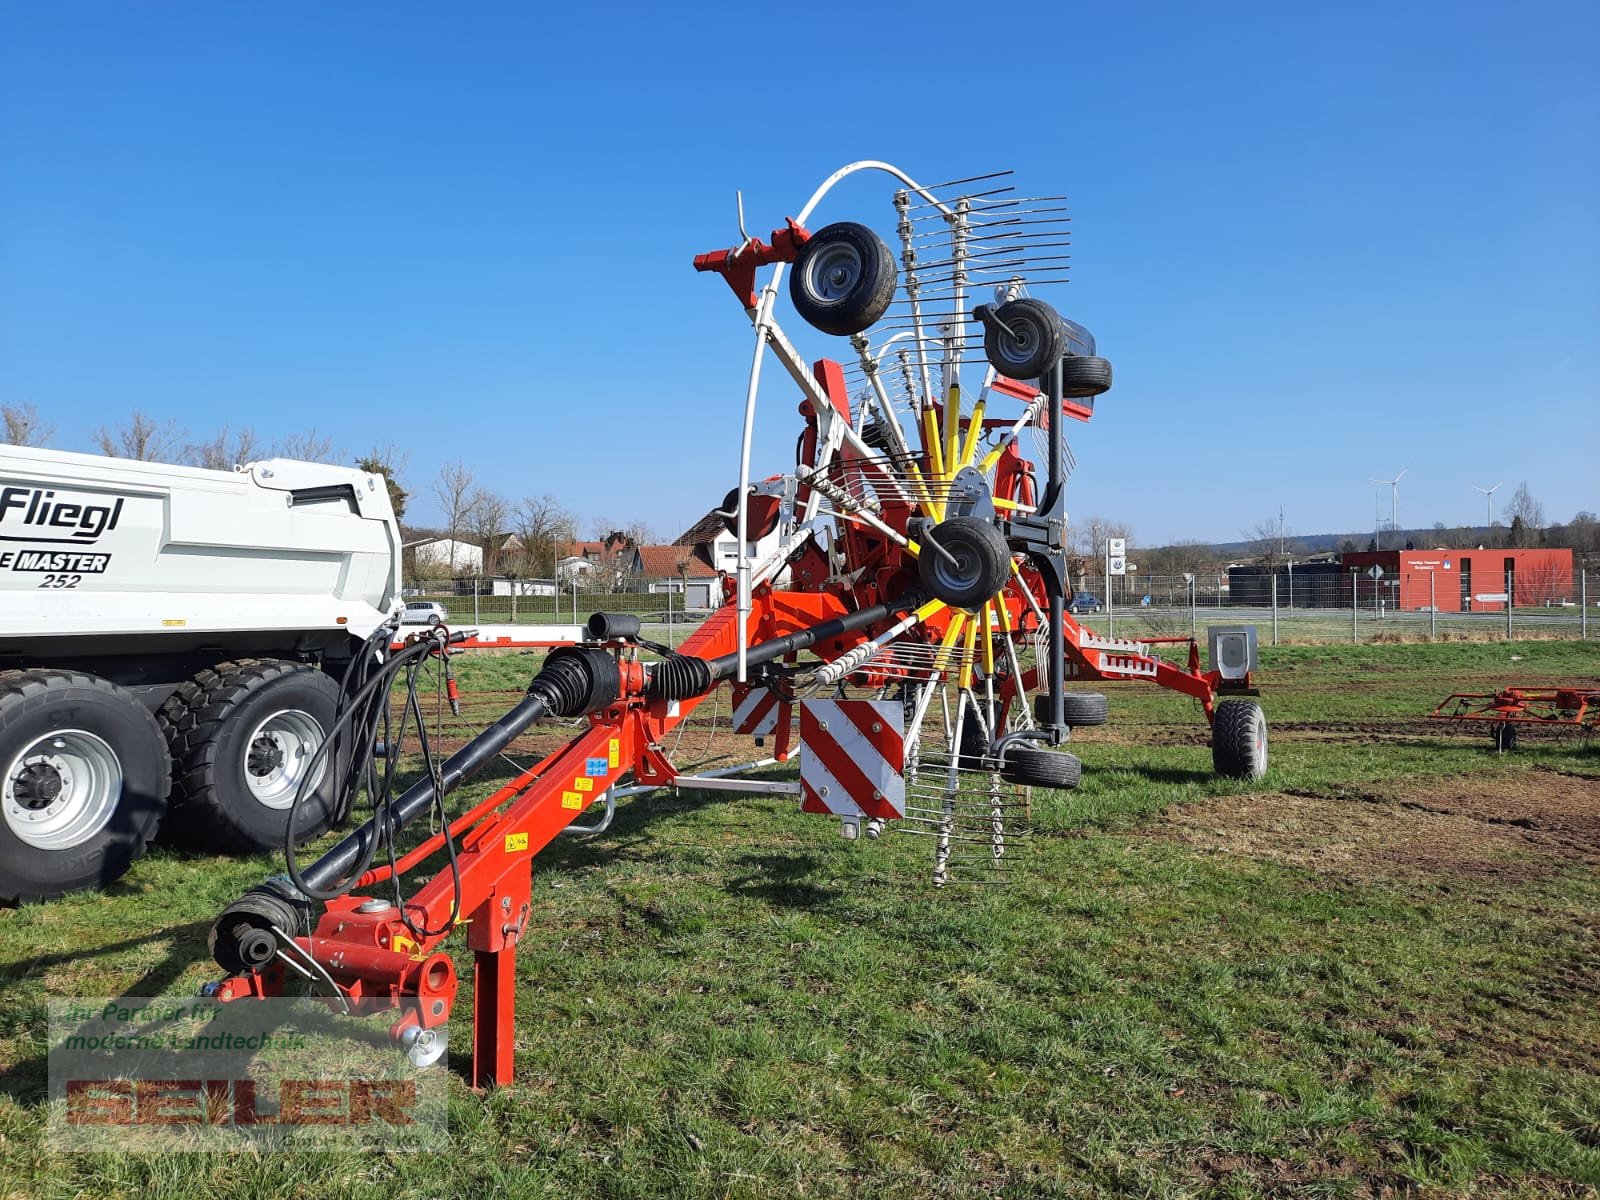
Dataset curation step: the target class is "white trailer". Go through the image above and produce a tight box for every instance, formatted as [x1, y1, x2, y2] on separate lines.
[0, 445, 401, 901]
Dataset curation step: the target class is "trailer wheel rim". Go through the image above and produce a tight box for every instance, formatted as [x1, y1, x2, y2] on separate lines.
[3, 729, 123, 850]
[805, 240, 865, 302]
[243, 710, 327, 810]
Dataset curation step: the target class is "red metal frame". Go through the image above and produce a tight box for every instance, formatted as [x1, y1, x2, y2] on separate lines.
[1429, 687, 1599, 732]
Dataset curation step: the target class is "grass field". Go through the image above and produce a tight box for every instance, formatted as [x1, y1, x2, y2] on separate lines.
[2, 640, 1597, 1198]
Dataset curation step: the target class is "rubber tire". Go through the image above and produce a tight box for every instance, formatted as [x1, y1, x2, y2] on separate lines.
[1034, 692, 1109, 727]
[984, 298, 1066, 380]
[918, 517, 1011, 610]
[1491, 724, 1517, 753]
[1000, 747, 1081, 790]
[1212, 700, 1268, 780]
[1060, 355, 1113, 399]
[158, 659, 343, 853]
[789, 222, 897, 336]
[0, 669, 169, 903]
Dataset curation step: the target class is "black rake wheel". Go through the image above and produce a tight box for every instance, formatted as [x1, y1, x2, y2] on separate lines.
[1059, 354, 1113, 398]
[982, 297, 1066, 381]
[917, 517, 1012, 610]
[1034, 691, 1109, 727]
[789, 222, 897, 336]
[1000, 746, 1081, 790]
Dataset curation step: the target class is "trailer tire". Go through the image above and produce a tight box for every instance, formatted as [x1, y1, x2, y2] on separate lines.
[1000, 747, 1081, 790]
[1212, 699, 1268, 779]
[159, 660, 343, 853]
[789, 222, 897, 336]
[0, 669, 169, 903]
[1491, 723, 1517, 753]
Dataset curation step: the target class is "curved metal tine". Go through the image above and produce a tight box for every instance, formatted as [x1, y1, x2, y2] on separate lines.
[905, 188, 1016, 217]
[918, 169, 1015, 191]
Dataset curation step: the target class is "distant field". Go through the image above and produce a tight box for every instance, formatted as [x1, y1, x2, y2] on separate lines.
[2, 640, 1597, 1198]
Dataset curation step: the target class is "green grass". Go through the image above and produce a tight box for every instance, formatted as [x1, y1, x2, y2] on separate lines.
[2, 640, 1598, 1198]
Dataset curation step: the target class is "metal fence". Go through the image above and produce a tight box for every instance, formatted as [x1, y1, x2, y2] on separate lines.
[1079, 567, 1599, 645]
[408, 566, 1599, 647]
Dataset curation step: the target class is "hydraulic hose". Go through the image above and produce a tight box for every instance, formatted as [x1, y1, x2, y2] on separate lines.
[211, 646, 620, 973]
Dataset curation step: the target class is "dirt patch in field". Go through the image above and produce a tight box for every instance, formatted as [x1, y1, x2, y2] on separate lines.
[1146, 772, 1600, 885]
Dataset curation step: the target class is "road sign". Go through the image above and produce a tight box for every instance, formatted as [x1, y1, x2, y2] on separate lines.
[1107, 538, 1125, 557]
[1367, 565, 1385, 580]
[1108, 556, 1126, 576]
[1475, 592, 1509, 603]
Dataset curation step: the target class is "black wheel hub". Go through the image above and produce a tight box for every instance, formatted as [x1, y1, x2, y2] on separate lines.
[247, 734, 285, 777]
[13, 762, 64, 809]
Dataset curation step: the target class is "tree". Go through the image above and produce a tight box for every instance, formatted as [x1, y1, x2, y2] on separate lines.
[1502, 482, 1543, 547]
[431, 459, 479, 574]
[93, 411, 184, 461]
[1244, 512, 1300, 571]
[185, 426, 262, 471]
[275, 430, 341, 464]
[2, 402, 52, 447]
[511, 493, 578, 578]
[356, 444, 410, 523]
[468, 489, 510, 577]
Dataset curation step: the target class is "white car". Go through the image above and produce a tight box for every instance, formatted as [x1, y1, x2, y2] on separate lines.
[400, 600, 449, 626]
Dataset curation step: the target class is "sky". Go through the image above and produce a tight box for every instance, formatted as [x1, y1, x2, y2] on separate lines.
[1, 1, 1595, 549]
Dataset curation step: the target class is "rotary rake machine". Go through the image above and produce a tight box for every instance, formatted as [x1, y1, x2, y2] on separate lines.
[205, 161, 1268, 1089]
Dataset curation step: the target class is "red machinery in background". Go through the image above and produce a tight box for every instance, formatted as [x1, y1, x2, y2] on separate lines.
[207, 162, 1268, 1089]
[1430, 686, 1600, 751]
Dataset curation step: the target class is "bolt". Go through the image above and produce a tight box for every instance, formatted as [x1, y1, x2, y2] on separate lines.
[871, 722, 882, 733]
[819, 720, 828, 731]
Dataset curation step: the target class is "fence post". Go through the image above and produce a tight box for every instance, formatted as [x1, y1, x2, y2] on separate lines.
[1583, 564, 1589, 639]
[1271, 573, 1278, 646]
[1351, 569, 1359, 643]
[473, 576, 480, 625]
[1429, 570, 1436, 641]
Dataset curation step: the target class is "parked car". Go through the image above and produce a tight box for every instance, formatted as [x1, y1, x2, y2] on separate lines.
[401, 600, 449, 626]
[1069, 592, 1102, 614]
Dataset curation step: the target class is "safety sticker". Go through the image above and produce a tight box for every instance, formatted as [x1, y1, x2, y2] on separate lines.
[585, 757, 608, 776]
[574, 777, 593, 792]
[608, 738, 619, 768]
[504, 832, 529, 852]
[562, 791, 583, 810]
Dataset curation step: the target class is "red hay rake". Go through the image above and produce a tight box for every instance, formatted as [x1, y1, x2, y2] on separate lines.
[1430, 686, 1600, 751]
[204, 162, 1270, 1088]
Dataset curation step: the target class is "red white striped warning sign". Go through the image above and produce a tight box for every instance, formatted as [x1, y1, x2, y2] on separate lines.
[732, 684, 789, 736]
[799, 699, 904, 820]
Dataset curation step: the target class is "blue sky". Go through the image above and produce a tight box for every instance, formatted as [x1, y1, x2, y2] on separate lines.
[2, 1, 1595, 548]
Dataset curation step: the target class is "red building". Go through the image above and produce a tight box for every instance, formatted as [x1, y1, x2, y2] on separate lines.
[1340, 547, 1573, 612]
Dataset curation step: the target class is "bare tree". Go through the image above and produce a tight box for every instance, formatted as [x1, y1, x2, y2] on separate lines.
[511, 493, 578, 578]
[432, 459, 479, 574]
[274, 429, 341, 464]
[185, 425, 262, 471]
[1502, 482, 1544, 547]
[467, 489, 511, 577]
[93, 411, 185, 461]
[1244, 512, 1300, 571]
[2, 402, 53, 447]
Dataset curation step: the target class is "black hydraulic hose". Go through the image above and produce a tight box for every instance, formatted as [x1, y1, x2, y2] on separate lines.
[290, 688, 553, 896]
[704, 598, 907, 681]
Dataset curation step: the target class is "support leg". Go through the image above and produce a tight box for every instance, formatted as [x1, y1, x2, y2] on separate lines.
[471, 944, 517, 1089]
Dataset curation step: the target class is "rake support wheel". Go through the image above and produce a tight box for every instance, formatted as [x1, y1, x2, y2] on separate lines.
[917, 517, 1011, 610]
[1212, 700, 1268, 779]
[789, 222, 897, 336]
[1000, 746, 1081, 790]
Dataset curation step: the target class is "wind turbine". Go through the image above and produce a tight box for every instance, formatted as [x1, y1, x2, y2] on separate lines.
[1369, 469, 1406, 547]
[1473, 482, 1502, 534]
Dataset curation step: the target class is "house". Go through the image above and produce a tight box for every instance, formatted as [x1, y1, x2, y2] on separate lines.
[632, 544, 720, 608]
[411, 536, 483, 575]
[672, 505, 786, 584]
